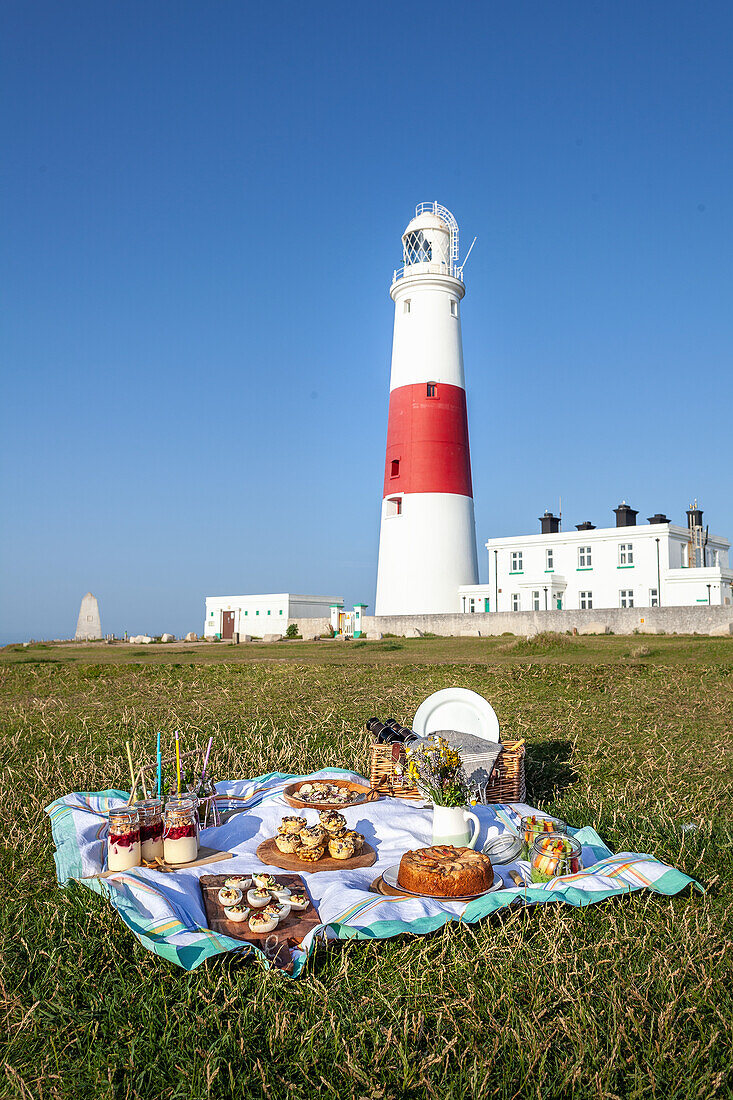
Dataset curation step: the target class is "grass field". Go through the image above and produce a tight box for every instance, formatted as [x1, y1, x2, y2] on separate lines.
[2, 636, 732, 1099]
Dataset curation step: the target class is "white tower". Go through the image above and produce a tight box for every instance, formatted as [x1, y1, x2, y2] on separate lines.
[375, 202, 479, 616]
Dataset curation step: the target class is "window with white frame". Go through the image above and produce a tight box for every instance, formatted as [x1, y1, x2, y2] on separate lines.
[546, 548, 554, 570]
[386, 497, 402, 517]
[469, 598, 476, 613]
[532, 591, 540, 611]
[403, 299, 411, 313]
[510, 551, 523, 572]
[619, 589, 634, 608]
[578, 546, 592, 568]
[650, 588, 659, 607]
[450, 299, 458, 317]
[579, 591, 593, 610]
[511, 593, 520, 612]
[619, 543, 634, 565]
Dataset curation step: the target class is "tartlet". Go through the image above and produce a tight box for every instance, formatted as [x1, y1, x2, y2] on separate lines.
[299, 845, 325, 862]
[218, 886, 243, 907]
[328, 835, 356, 860]
[299, 825, 326, 848]
[224, 904, 250, 923]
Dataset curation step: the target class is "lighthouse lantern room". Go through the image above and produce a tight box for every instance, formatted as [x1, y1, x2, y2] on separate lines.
[375, 202, 479, 616]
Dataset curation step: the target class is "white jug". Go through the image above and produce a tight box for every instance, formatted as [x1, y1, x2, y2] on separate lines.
[431, 804, 480, 849]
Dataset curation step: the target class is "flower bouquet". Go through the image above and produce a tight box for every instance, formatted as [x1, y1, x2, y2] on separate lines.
[405, 736, 471, 807]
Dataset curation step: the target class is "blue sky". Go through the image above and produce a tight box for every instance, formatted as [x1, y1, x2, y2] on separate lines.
[2, 1, 732, 642]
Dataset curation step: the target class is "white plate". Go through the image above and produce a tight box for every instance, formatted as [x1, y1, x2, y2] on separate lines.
[381, 864, 504, 900]
[412, 688, 501, 743]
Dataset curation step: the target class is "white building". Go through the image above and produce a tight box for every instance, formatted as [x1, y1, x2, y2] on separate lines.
[459, 502, 732, 613]
[204, 593, 342, 640]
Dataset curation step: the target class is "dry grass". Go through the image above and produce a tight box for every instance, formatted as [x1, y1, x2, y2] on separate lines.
[1, 640, 732, 1099]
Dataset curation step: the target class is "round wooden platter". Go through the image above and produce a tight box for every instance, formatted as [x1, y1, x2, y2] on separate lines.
[282, 779, 379, 811]
[256, 836, 377, 873]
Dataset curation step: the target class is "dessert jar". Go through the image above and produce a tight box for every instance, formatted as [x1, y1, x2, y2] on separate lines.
[519, 814, 567, 860]
[529, 833, 583, 884]
[107, 808, 141, 872]
[136, 798, 164, 862]
[166, 795, 200, 849]
[163, 804, 199, 865]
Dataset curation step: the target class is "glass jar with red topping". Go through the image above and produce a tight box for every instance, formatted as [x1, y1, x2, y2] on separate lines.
[529, 832, 583, 884]
[163, 803, 198, 865]
[107, 807, 141, 872]
[135, 798, 164, 863]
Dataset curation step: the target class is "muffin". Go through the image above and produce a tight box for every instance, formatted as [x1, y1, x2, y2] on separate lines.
[328, 835, 356, 860]
[279, 816, 307, 835]
[299, 845, 325, 862]
[275, 833, 302, 854]
[319, 810, 346, 835]
[299, 825, 326, 848]
[343, 830, 364, 853]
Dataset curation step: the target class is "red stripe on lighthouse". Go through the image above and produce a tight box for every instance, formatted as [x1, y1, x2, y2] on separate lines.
[383, 382, 473, 498]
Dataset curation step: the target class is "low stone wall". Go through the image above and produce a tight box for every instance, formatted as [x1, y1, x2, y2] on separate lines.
[285, 617, 332, 639]
[360, 605, 733, 638]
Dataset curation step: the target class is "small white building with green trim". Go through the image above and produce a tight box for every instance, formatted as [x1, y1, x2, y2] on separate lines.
[204, 593, 342, 640]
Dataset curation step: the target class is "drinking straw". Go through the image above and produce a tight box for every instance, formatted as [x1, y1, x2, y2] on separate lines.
[127, 767, 144, 806]
[175, 731, 181, 795]
[157, 732, 162, 798]
[199, 736, 213, 787]
[125, 741, 137, 799]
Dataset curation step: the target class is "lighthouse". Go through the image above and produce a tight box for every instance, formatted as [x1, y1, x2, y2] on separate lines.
[375, 202, 479, 616]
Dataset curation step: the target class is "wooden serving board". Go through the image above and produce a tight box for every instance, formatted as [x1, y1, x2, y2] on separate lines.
[256, 837, 377, 873]
[369, 871, 504, 901]
[283, 779, 379, 810]
[199, 872, 321, 973]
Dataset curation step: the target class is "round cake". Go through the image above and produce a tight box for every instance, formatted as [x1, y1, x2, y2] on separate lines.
[397, 845, 494, 897]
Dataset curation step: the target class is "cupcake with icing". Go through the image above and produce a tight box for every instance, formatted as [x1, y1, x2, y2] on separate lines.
[299, 825, 326, 848]
[218, 886, 243, 907]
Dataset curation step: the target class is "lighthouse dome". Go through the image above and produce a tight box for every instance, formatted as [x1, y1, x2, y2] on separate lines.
[400, 202, 460, 278]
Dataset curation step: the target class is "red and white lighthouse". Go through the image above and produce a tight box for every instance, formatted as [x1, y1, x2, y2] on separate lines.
[375, 202, 479, 616]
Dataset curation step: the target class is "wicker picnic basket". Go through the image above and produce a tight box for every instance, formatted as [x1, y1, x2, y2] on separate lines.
[369, 738, 526, 804]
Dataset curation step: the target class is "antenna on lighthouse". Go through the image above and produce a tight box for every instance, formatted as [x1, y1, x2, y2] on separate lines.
[461, 236, 478, 271]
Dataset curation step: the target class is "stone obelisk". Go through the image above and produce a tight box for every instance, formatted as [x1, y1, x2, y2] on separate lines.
[75, 592, 102, 640]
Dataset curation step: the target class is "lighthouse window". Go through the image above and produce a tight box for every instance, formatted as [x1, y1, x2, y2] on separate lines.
[403, 300, 411, 314]
[386, 497, 402, 517]
[390, 459, 400, 477]
[450, 300, 458, 317]
[404, 231, 432, 265]
[426, 382, 437, 397]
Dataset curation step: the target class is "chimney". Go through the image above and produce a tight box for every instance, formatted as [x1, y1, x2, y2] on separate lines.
[576, 521, 596, 531]
[647, 513, 670, 525]
[686, 501, 703, 528]
[539, 510, 560, 534]
[613, 501, 638, 528]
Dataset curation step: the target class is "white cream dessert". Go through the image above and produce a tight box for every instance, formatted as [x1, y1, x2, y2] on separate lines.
[218, 886, 243, 907]
[107, 809, 141, 872]
[224, 904, 250, 923]
[163, 807, 198, 865]
[247, 887, 273, 908]
[136, 799, 164, 863]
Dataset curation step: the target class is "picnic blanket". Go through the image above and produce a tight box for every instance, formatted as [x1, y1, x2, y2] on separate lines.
[46, 768, 703, 977]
